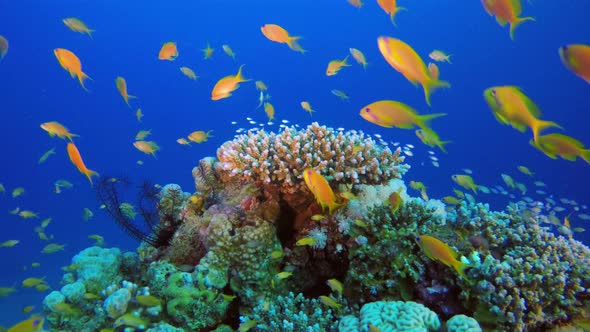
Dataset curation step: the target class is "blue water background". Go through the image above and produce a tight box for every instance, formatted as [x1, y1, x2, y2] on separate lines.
[0, 0, 589, 326]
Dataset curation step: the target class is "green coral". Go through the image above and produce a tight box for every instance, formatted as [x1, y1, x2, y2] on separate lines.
[241, 292, 339, 331]
[161, 271, 228, 330]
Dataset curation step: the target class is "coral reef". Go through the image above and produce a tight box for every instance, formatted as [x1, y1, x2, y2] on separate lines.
[40, 123, 590, 332]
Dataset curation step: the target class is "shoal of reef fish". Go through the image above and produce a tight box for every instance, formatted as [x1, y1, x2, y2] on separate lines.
[0, 0, 590, 330]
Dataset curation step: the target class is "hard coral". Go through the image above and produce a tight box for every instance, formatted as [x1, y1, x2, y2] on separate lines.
[216, 122, 408, 209]
[450, 201, 590, 331]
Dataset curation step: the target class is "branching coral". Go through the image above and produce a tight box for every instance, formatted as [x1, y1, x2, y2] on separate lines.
[241, 292, 339, 331]
[216, 122, 409, 199]
[449, 201, 590, 331]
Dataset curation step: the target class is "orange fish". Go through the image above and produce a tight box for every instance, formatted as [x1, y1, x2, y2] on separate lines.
[0, 35, 8, 60]
[133, 141, 160, 158]
[530, 133, 590, 164]
[377, 37, 450, 106]
[300, 101, 315, 115]
[483, 86, 561, 142]
[261, 24, 305, 53]
[326, 56, 350, 76]
[481, 0, 534, 40]
[115, 76, 136, 107]
[415, 235, 471, 281]
[67, 143, 98, 185]
[40, 121, 78, 141]
[158, 42, 178, 61]
[376, 0, 406, 26]
[211, 65, 250, 101]
[359, 100, 445, 130]
[54, 48, 91, 91]
[303, 168, 341, 214]
[559, 44, 590, 84]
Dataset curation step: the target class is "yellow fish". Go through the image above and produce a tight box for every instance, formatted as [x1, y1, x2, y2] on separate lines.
[359, 100, 445, 130]
[319, 295, 342, 310]
[483, 86, 561, 142]
[238, 320, 257, 332]
[300, 101, 315, 115]
[202, 43, 214, 59]
[415, 128, 450, 153]
[158, 42, 178, 61]
[517, 165, 534, 176]
[22, 277, 46, 288]
[255, 80, 268, 91]
[113, 313, 148, 328]
[18, 210, 39, 219]
[42, 243, 65, 254]
[63, 18, 94, 38]
[452, 174, 479, 194]
[115, 76, 136, 107]
[303, 168, 341, 214]
[12, 187, 25, 198]
[428, 50, 452, 63]
[415, 235, 470, 281]
[295, 236, 317, 247]
[135, 295, 162, 307]
[180, 66, 198, 80]
[377, 37, 450, 106]
[135, 129, 151, 141]
[326, 278, 343, 296]
[0, 240, 19, 248]
[222, 44, 236, 60]
[530, 133, 590, 164]
[188, 130, 213, 143]
[38, 147, 56, 164]
[260, 24, 305, 53]
[7, 316, 44, 332]
[264, 102, 275, 120]
[136, 108, 144, 122]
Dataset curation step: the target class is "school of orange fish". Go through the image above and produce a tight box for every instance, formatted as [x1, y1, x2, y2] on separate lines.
[0, 0, 590, 330]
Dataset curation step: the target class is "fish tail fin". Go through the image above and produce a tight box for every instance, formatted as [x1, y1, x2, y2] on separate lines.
[454, 260, 472, 282]
[87, 30, 95, 40]
[581, 149, 590, 165]
[84, 169, 99, 186]
[287, 36, 306, 53]
[446, 55, 452, 64]
[343, 55, 351, 66]
[390, 6, 407, 27]
[362, 62, 368, 71]
[423, 79, 451, 106]
[78, 71, 92, 92]
[67, 133, 80, 142]
[438, 140, 452, 153]
[236, 64, 251, 83]
[417, 114, 447, 129]
[510, 16, 535, 40]
[532, 119, 562, 142]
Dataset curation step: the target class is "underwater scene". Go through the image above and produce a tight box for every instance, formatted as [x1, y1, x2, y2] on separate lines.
[1, 0, 590, 331]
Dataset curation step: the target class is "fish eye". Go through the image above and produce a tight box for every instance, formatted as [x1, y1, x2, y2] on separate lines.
[33, 319, 40, 326]
[364, 108, 370, 112]
[415, 236, 421, 241]
[490, 89, 496, 96]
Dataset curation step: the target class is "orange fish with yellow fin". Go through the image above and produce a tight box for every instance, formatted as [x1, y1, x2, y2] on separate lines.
[377, 37, 450, 106]
[54, 48, 91, 91]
